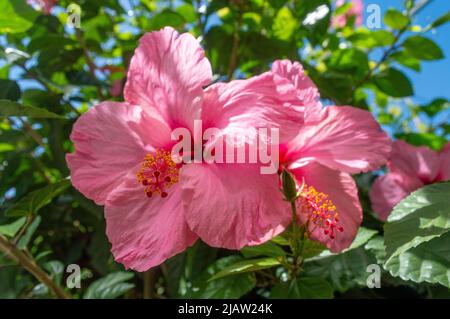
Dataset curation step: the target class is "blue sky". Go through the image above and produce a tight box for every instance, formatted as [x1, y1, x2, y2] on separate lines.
[365, 0, 450, 103]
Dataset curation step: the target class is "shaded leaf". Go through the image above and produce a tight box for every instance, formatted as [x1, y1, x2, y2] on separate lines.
[83, 271, 135, 299]
[0, 100, 66, 119]
[373, 68, 413, 97]
[0, 217, 26, 237]
[6, 180, 71, 216]
[209, 257, 281, 281]
[270, 277, 334, 299]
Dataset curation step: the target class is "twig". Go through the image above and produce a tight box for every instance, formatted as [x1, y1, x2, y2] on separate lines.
[227, 8, 243, 80]
[143, 269, 154, 299]
[75, 29, 105, 100]
[353, 0, 433, 91]
[0, 234, 71, 299]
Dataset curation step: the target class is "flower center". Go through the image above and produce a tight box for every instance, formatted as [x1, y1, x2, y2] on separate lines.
[297, 185, 344, 240]
[136, 149, 179, 198]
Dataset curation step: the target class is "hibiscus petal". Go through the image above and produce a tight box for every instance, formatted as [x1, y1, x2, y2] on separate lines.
[105, 172, 197, 271]
[370, 172, 421, 221]
[271, 59, 322, 122]
[291, 163, 362, 252]
[124, 27, 212, 129]
[287, 106, 391, 174]
[438, 142, 450, 180]
[388, 141, 440, 184]
[201, 72, 304, 142]
[180, 163, 290, 249]
[66, 102, 172, 205]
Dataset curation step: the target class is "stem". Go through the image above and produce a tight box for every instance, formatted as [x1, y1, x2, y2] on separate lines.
[75, 29, 105, 100]
[353, 0, 432, 93]
[289, 201, 300, 258]
[143, 269, 154, 299]
[227, 9, 243, 80]
[0, 235, 71, 299]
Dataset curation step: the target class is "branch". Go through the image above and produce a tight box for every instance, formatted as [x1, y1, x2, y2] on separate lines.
[227, 9, 243, 80]
[0, 234, 71, 299]
[75, 29, 105, 100]
[353, 0, 433, 91]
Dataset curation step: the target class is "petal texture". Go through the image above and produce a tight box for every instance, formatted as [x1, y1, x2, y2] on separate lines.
[124, 27, 212, 129]
[66, 102, 172, 205]
[438, 143, 450, 180]
[271, 59, 321, 122]
[287, 106, 391, 174]
[201, 72, 304, 143]
[181, 163, 290, 249]
[105, 172, 197, 271]
[388, 140, 440, 183]
[370, 173, 422, 221]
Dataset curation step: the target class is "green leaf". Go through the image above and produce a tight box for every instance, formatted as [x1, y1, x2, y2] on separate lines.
[310, 227, 378, 259]
[348, 30, 395, 49]
[384, 182, 450, 263]
[303, 247, 377, 292]
[0, 217, 26, 237]
[0, 80, 21, 101]
[395, 133, 448, 151]
[83, 271, 135, 299]
[0, 0, 38, 34]
[403, 35, 444, 61]
[6, 180, 71, 216]
[302, 228, 378, 292]
[0, 100, 66, 119]
[150, 9, 185, 29]
[429, 11, 450, 29]
[390, 51, 421, 72]
[301, 239, 327, 259]
[420, 98, 449, 117]
[347, 227, 379, 250]
[176, 4, 197, 23]
[373, 68, 413, 97]
[44, 260, 65, 285]
[209, 257, 281, 281]
[241, 241, 286, 259]
[186, 256, 256, 298]
[272, 7, 298, 41]
[270, 277, 334, 299]
[327, 48, 369, 80]
[384, 231, 450, 288]
[17, 216, 41, 249]
[384, 9, 409, 29]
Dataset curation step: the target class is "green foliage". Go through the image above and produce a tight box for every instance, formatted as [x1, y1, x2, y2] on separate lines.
[383, 183, 450, 288]
[0, 100, 66, 119]
[83, 272, 135, 299]
[0, 217, 26, 237]
[185, 256, 256, 299]
[384, 9, 410, 30]
[270, 277, 334, 299]
[373, 68, 414, 97]
[402, 35, 444, 61]
[0, 0, 37, 34]
[0, 0, 448, 300]
[6, 180, 71, 216]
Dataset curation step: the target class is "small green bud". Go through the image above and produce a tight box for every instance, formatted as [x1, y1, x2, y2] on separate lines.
[281, 169, 297, 202]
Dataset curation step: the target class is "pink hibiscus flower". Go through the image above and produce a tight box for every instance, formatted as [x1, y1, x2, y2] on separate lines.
[27, 0, 57, 14]
[271, 60, 391, 252]
[370, 141, 450, 221]
[332, 0, 363, 28]
[67, 27, 306, 271]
